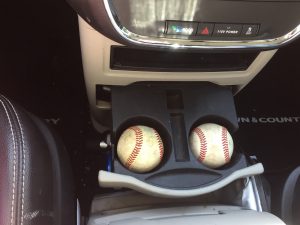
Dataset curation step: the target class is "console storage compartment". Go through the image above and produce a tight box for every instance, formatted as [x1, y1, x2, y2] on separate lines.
[98, 83, 264, 197]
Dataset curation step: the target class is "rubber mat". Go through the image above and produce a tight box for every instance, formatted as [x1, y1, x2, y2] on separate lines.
[235, 41, 300, 216]
[235, 41, 300, 172]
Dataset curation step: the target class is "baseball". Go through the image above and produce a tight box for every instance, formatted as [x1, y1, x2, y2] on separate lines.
[189, 123, 234, 169]
[117, 125, 164, 173]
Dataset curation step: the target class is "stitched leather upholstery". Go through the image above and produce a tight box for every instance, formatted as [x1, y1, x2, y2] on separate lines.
[0, 95, 75, 225]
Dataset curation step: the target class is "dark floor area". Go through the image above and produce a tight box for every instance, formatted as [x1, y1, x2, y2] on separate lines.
[1, 0, 300, 219]
[0, 1, 105, 216]
[235, 42, 300, 215]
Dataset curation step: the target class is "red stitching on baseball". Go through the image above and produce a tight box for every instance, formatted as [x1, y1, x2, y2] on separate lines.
[194, 128, 207, 161]
[222, 127, 230, 162]
[125, 127, 143, 168]
[153, 129, 164, 160]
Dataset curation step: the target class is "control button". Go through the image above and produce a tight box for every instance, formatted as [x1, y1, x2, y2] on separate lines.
[166, 21, 198, 36]
[197, 23, 214, 36]
[241, 24, 259, 37]
[213, 24, 242, 37]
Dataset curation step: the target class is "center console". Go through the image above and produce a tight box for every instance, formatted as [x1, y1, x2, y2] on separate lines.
[64, 0, 300, 224]
[78, 17, 276, 130]
[98, 83, 263, 197]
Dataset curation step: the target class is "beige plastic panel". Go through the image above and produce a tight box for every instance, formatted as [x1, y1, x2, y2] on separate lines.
[88, 205, 286, 225]
[78, 16, 277, 130]
[79, 16, 276, 86]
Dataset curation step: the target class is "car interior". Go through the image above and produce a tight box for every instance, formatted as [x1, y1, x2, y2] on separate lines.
[1, 0, 300, 224]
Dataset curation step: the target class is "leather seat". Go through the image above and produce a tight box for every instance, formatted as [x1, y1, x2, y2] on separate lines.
[0, 95, 75, 225]
[281, 166, 300, 225]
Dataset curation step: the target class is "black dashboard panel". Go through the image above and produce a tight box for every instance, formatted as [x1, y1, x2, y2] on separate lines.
[111, 0, 300, 40]
[66, 0, 300, 50]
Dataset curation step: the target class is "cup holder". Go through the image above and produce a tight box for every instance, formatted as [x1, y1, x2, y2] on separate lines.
[115, 116, 172, 173]
[98, 84, 264, 196]
[188, 120, 238, 171]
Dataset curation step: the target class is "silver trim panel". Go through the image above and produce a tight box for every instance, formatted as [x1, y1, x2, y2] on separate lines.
[98, 163, 264, 198]
[103, 0, 300, 49]
[240, 177, 263, 212]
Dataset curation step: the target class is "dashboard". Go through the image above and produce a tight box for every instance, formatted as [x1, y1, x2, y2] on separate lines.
[67, 0, 300, 49]
[65, 0, 300, 131]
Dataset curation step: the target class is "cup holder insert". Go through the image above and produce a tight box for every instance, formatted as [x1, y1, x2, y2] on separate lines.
[109, 84, 246, 190]
[188, 119, 239, 170]
[115, 116, 172, 172]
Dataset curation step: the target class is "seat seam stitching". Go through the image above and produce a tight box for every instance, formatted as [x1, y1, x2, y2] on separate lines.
[4, 97, 26, 225]
[0, 97, 17, 225]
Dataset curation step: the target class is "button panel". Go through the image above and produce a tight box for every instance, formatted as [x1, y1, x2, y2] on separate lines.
[241, 24, 259, 37]
[166, 21, 198, 36]
[213, 24, 242, 37]
[166, 21, 260, 39]
[197, 23, 214, 36]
